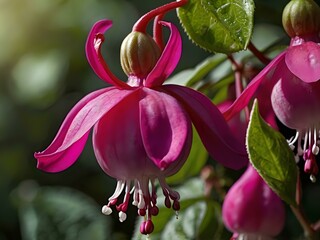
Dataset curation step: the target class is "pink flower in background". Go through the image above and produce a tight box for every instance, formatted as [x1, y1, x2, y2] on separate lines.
[223, 33, 320, 182]
[222, 164, 285, 239]
[34, 3, 247, 234]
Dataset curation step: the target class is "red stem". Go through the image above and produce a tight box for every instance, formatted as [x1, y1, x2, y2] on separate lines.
[133, 0, 188, 32]
[228, 55, 250, 121]
[248, 42, 271, 65]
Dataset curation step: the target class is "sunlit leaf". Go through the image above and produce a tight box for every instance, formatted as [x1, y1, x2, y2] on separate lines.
[177, 0, 255, 53]
[247, 100, 298, 206]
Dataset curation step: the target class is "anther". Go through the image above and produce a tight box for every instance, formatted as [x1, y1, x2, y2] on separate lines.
[312, 144, 319, 155]
[164, 196, 171, 208]
[173, 200, 180, 211]
[101, 205, 112, 215]
[138, 208, 146, 216]
[119, 211, 127, 222]
[310, 174, 317, 183]
[150, 206, 159, 216]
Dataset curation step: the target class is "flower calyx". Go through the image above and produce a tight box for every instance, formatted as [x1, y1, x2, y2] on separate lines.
[120, 0, 188, 82]
[282, 0, 320, 37]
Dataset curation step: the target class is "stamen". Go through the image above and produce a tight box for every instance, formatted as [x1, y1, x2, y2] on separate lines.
[297, 133, 304, 156]
[288, 131, 299, 146]
[312, 144, 319, 155]
[313, 127, 319, 155]
[108, 180, 125, 201]
[303, 131, 308, 153]
[132, 181, 140, 206]
[309, 128, 312, 147]
[138, 189, 145, 209]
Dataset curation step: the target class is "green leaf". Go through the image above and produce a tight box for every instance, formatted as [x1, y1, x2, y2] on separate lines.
[166, 54, 227, 87]
[14, 183, 111, 240]
[247, 100, 298, 207]
[166, 127, 208, 185]
[177, 0, 255, 53]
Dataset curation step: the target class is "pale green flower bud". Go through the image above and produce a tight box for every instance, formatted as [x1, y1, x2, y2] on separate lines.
[282, 0, 320, 37]
[120, 31, 161, 78]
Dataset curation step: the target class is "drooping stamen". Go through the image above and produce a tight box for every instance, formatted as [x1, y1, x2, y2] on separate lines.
[116, 181, 131, 213]
[288, 131, 299, 149]
[312, 127, 319, 155]
[132, 0, 188, 33]
[132, 181, 139, 206]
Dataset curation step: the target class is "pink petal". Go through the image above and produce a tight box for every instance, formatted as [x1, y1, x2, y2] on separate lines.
[222, 165, 285, 236]
[35, 87, 134, 172]
[92, 90, 149, 179]
[85, 20, 129, 88]
[164, 85, 248, 170]
[139, 88, 192, 170]
[145, 21, 182, 87]
[223, 51, 286, 121]
[286, 41, 320, 83]
[36, 133, 89, 173]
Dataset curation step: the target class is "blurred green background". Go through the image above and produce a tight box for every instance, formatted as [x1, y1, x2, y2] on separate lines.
[1, 0, 319, 239]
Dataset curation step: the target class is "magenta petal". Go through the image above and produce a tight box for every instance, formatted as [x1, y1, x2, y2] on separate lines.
[139, 88, 192, 170]
[164, 85, 248, 170]
[93, 91, 149, 179]
[85, 20, 129, 88]
[36, 132, 89, 173]
[223, 52, 286, 121]
[35, 87, 134, 172]
[145, 21, 182, 87]
[286, 42, 320, 83]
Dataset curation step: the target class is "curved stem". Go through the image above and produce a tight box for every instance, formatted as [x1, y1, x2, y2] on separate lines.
[133, 0, 188, 32]
[290, 205, 316, 240]
[291, 173, 317, 240]
[227, 55, 250, 121]
[248, 42, 271, 65]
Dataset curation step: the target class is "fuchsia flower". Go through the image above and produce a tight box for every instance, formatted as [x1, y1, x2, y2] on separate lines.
[219, 96, 285, 239]
[223, 0, 320, 182]
[222, 164, 285, 239]
[34, 1, 247, 235]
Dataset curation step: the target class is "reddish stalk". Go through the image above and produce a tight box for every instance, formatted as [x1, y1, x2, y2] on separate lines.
[133, 0, 188, 32]
[227, 54, 250, 121]
[248, 42, 271, 65]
